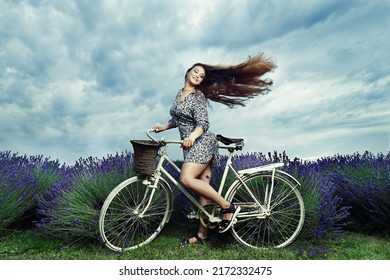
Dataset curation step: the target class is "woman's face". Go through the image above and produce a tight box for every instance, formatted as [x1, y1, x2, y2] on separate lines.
[186, 65, 205, 86]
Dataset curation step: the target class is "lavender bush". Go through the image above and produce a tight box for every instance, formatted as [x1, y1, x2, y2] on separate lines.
[36, 152, 134, 240]
[289, 151, 390, 236]
[0, 151, 64, 233]
[321, 152, 390, 234]
[285, 163, 350, 241]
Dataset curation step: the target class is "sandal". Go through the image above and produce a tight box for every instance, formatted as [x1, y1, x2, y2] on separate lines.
[180, 233, 206, 245]
[219, 202, 241, 233]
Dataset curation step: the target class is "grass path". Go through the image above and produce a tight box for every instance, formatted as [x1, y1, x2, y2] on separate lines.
[1, 226, 389, 260]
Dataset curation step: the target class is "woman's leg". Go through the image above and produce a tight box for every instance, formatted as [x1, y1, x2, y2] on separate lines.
[180, 162, 230, 210]
[180, 161, 241, 235]
[185, 164, 212, 243]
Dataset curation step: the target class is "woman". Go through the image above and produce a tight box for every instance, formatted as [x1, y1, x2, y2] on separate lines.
[154, 54, 276, 244]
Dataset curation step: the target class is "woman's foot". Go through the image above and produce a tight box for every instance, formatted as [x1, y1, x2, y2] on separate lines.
[180, 233, 207, 245]
[219, 202, 241, 233]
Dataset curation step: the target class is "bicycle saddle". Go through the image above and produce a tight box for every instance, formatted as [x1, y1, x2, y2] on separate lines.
[216, 134, 244, 145]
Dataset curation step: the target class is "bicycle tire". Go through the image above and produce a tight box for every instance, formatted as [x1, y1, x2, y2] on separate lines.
[226, 171, 304, 249]
[99, 176, 173, 252]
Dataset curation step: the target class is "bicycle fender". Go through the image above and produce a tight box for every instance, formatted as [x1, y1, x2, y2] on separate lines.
[275, 170, 301, 186]
[224, 170, 300, 201]
[239, 170, 301, 187]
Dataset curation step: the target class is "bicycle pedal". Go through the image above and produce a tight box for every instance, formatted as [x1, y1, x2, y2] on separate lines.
[187, 211, 197, 220]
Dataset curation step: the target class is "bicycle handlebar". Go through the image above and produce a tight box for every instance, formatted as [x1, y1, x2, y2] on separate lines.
[146, 128, 158, 142]
[146, 128, 183, 145]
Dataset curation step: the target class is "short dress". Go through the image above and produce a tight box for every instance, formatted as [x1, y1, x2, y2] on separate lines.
[168, 89, 218, 164]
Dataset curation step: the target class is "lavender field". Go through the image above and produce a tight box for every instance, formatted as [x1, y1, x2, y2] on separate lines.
[1, 150, 389, 245]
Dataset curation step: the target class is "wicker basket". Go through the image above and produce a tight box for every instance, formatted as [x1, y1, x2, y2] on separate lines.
[130, 140, 161, 175]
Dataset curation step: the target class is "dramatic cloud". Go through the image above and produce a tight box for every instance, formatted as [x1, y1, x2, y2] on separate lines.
[1, 0, 389, 164]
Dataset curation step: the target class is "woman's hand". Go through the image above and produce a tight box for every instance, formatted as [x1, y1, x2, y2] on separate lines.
[153, 125, 165, 133]
[154, 123, 172, 133]
[181, 135, 196, 149]
[182, 127, 203, 149]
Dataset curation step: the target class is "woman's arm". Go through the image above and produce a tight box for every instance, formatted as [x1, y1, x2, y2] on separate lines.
[182, 126, 203, 149]
[154, 121, 176, 133]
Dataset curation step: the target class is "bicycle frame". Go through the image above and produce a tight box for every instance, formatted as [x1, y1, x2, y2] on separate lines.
[144, 129, 300, 223]
[150, 142, 222, 223]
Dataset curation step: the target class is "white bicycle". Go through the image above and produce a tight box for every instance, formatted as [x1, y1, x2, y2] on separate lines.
[99, 129, 305, 252]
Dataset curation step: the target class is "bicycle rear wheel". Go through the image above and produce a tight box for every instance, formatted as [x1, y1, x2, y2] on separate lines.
[227, 171, 304, 249]
[99, 176, 172, 252]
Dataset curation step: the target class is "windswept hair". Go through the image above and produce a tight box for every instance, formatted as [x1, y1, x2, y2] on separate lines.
[187, 54, 277, 108]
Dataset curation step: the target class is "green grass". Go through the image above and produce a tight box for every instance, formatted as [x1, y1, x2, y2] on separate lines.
[1, 225, 389, 260]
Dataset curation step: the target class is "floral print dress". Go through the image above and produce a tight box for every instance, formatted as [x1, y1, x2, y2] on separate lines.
[169, 89, 218, 164]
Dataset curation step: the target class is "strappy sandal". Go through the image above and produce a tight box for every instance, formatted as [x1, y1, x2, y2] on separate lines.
[219, 202, 241, 233]
[180, 233, 206, 245]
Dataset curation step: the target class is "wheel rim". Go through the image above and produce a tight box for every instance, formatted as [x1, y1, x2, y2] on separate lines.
[229, 173, 304, 249]
[99, 178, 171, 251]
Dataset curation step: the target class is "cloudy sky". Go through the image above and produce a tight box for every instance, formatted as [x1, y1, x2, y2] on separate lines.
[1, 0, 389, 165]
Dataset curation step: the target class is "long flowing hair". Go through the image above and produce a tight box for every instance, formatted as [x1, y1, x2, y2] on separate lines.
[187, 54, 277, 108]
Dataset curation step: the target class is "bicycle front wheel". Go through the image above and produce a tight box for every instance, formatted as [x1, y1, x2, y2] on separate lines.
[99, 176, 172, 252]
[227, 171, 304, 249]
